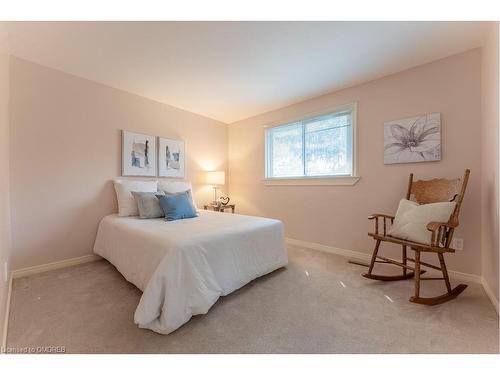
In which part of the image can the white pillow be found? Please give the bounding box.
[388,199,456,245]
[158,180,197,209]
[114,179,158,217]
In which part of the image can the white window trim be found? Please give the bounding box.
[262,175,360,186]
[263,102,360,186]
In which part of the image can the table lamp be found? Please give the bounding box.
[206,171,225,205]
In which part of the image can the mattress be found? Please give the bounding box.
[93,210,288,334]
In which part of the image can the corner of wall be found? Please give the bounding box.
[0,21,12,349]
[480,21,500,313]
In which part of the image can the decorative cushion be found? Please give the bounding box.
[131,191,165,219]
[113,179,158,217]
[157,191,198,221]
[388,199,456,245]
[158,180,197,209]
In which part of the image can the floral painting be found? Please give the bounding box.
[158,137,185,178]
[384,113,441,164]
[122,130,157,176]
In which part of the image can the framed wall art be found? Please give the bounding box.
[158,137,185,178]
[384,112,441,165]
[122,130,157,176]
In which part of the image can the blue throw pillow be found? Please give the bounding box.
[157,191,198,221]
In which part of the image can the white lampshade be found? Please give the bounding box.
[206,171,225,185]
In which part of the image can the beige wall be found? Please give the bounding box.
[5,43,496,282]
[481,23,499,305]
[229,49,483,275]
[0,25,11,343]
[9,57,228,269]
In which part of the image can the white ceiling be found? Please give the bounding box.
[6,21,488,123]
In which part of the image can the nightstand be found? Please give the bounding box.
[203,204,235,213]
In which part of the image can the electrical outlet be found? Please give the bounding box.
[452,238,464,251]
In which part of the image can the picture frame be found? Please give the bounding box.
[158,137,185,178]
[121,130,157,176]
[384,112,441,165]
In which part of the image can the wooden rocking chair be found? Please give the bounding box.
[362,169,470,305]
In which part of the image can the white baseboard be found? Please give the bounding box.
[285,237,500,312]
[2,275,12,351]
[481,277,499,315]
[12,254,101,279]
[286,237,371,262]
[1,254,102,350]
[285,237,482,285]
[447,269,482,285]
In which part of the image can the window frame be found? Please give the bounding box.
[263,103,359,186]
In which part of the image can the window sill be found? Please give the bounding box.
[262,176,361,186]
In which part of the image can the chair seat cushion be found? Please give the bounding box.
[388,199,456,245]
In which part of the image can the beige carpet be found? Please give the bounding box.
[6,246,499,353]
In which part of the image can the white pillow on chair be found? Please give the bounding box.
[388,199,456,245]
[114,179,158,217]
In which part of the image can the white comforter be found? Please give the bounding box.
[93,210,288,334]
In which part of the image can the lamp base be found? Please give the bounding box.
[212,186,218,206]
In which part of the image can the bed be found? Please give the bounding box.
[93,210,288,334]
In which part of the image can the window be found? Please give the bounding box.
[265,105,356,181]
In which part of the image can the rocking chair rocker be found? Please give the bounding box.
[362,169,470,305]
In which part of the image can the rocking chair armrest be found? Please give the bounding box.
[368,214,395,236]
[426,221,458,231]
[426,221,458,247]
[368,213,395,220]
